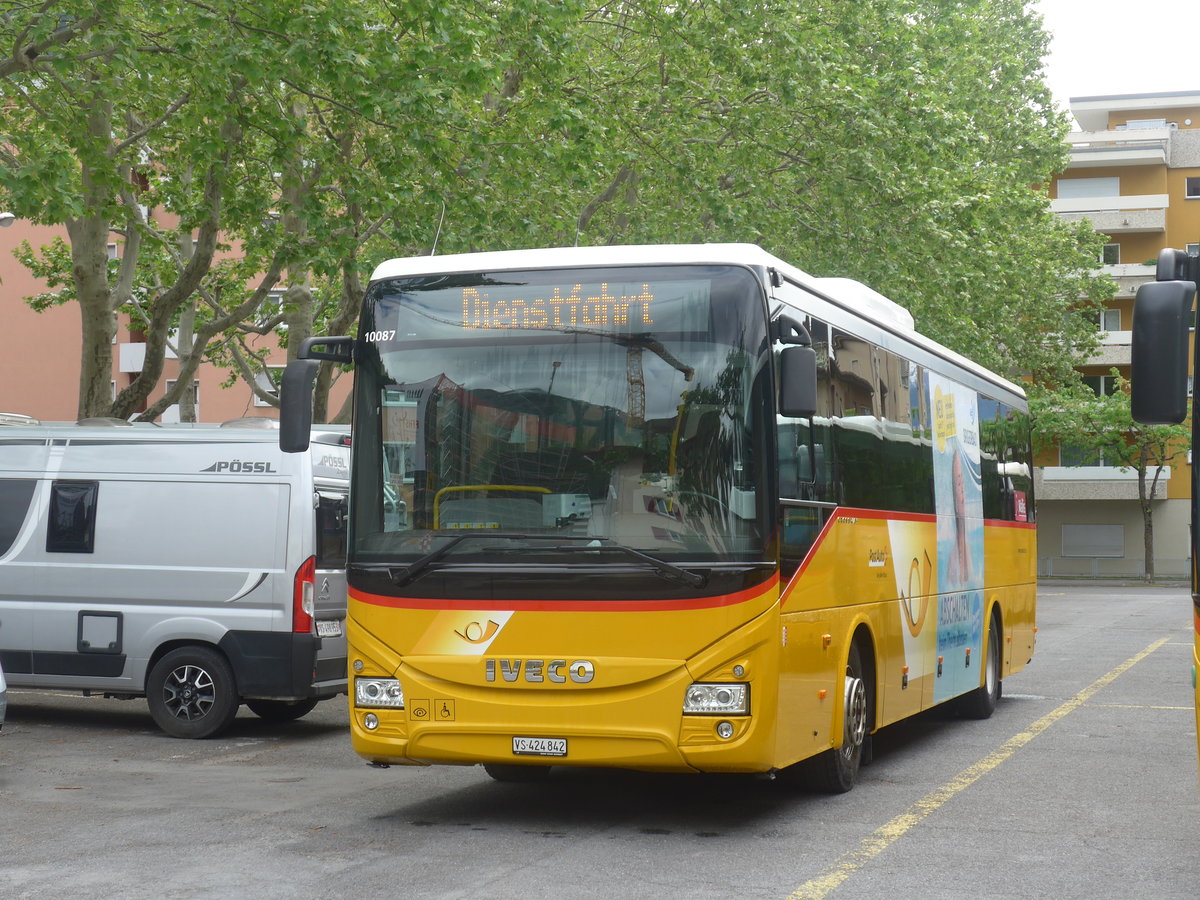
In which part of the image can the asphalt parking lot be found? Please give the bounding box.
[1,580,1198,899]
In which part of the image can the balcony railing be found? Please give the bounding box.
[1050,195,1169,234]
[1066,127,1171,168]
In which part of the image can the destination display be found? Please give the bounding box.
[370,271,719,340]
[461,282,657,331]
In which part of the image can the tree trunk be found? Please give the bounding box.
[65,210,116,420]
[1137,446,1159,584]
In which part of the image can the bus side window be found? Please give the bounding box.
[778,315,833,577]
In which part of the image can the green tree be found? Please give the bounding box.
[1,0,586,420]
[4,0,1112,421]
[1033,378,1191,583]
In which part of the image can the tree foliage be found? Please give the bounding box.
[2,0,1111,420]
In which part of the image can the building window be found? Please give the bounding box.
[253,367,284,407]
[1101,243,1120,265]
[1187,243,1200,257]
[1059,443,1106,467]
[1082,374,1119,396]
[1061,523,1123,558]
[1057,176,1119,199]
[1187,176,1200,199]
[1097,309,1121,332]
[161,380,200,423]
[1117,118,1168,130]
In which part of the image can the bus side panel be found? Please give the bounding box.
[776,511,1036,765]
[982,521,1038,677]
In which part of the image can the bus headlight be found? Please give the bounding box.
[355,677,405,709]
[683,683,749,715]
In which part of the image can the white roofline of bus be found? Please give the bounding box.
[368,243,1026,403]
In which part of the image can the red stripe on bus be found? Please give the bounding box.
[350,576,780,613]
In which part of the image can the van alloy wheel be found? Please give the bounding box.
[146,646,239,739]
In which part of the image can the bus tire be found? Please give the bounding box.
[146,646,240,739]
[246,697,319,722]
[483,764,552,783]
[956,611,1002,720]
[811,641,871,794]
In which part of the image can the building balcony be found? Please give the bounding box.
[1036,464,1170,502]
[1103,263,1156,299]
[1065,128,1171,168]
[1050,195,1168,234]
[1082,329,1132,367]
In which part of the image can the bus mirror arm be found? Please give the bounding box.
[298,336,355,364]
[779,345,818,419]
[279,359,320,453]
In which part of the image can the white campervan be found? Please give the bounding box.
[0,420,349,738]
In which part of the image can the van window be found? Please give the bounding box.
[47,480,99,553]
[316,493,348,569]
[0,478,37,556]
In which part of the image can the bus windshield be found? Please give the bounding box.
[350,264,772,595]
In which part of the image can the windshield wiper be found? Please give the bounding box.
[386,533,707,589]
[559,540,708,588]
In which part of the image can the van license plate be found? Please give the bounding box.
[512,737,567,757]
[316,620,342,638]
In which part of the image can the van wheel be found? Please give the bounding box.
[246,698,319,722]
[147,646,240,739]
[810,641,870,794]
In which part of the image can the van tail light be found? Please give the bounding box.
[293,555,316,634]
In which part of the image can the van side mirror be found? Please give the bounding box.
[1130,280,1195,425]
[779,345,817,419]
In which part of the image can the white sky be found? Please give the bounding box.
[1035,0,1199,126]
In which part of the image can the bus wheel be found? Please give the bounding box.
[956,612,1002,720]
[246,697,319,722]
[483,764,552,783]
[812,641,870,794]
[146,646,240,739]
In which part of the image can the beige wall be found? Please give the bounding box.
[1036,498,1191,578]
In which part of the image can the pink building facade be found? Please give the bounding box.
[0,216,350,424]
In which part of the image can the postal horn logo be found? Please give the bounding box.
[455,619,501,644]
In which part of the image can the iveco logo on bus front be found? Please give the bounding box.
[200,460,278,474]
[484,658,595,684]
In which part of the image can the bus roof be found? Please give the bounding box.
[369,243,1024,403]
[371,244,916,332]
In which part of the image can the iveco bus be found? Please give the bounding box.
[280,244,1035,791]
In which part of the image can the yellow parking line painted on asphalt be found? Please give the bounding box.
[1090,703,1192,711]
[786,635,1172,900]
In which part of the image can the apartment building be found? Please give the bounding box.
[1041,90,1200,578]
[0,217,349,425]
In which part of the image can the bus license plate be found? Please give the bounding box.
[316,620,343,638]
[512,736,567,757]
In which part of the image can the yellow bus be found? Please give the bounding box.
[280,244,1036,792]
